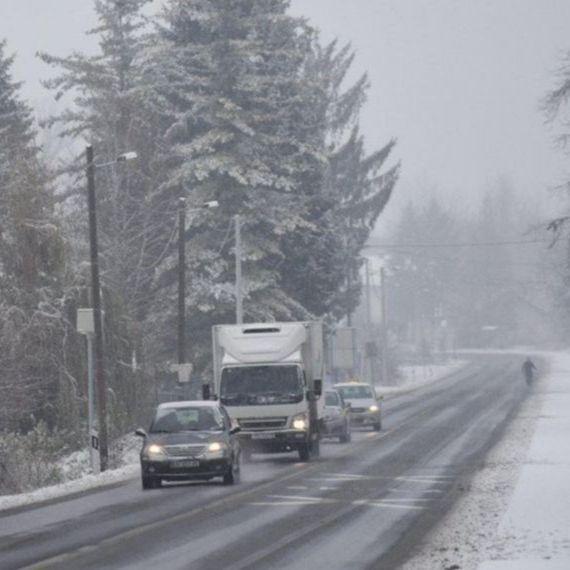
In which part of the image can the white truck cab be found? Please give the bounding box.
[212,322,324,461]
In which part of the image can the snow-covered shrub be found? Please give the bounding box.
[0,422,67,495]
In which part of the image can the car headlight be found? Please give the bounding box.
[204,441,227,458]
[144,444,166,460]
[369,404,379,412]
[292,413,308,430]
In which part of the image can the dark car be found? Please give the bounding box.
[321,389,351,443]
[135,401,241,490]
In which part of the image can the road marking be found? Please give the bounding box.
[388,488,444,495]
[379,497,433,503]
[269,495,333,503]
[286,486,308,490]
[394,476,449,484]
[330,472,369,479]
[360,501,424,510]
[251,501,326,507]
[400,474,453,480]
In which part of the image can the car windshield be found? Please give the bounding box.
[220,365,304,406]
[149,406,224,433]
[336,385,374,400]
[325,392,340,406]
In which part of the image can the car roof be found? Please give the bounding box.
[158,400,220,409]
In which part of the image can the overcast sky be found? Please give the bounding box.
[2,0,570,231]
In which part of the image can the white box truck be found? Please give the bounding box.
[211,322,324,461]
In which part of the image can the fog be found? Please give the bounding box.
[2,0,569,228]
[2,4,570,566]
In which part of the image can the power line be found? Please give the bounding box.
[364,238,549,250]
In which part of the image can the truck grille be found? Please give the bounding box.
[350,407,368,413]
[238,417,288,430]
[164,444,206,457]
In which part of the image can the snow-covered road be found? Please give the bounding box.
[402,351,570,570]
[0,355,527,569]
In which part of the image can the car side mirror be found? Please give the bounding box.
[345,402,352,409]
[229,426,241,435]
[135,428,147,438]
[313,379,323,398]
[202,384,211,401]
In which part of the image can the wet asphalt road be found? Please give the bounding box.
[0,354,527,570]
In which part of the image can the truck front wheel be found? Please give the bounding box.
[298,443,310,461]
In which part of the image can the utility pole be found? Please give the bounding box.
[178,197,187,365]
[235,214,243,324]
[365,258,377,384]
[86,145,108,472]
[380,267,389,385]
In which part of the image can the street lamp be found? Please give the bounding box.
[177,198,219,367]
[85,145,137,473]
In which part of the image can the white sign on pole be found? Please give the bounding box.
[332,327,357,370]
[169,363,194,384]
[77,308,95,335]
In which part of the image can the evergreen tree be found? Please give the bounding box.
[39,1,158,431]
[298,41,398,321]
[142,0,328,365]
[388,198,461,348]
[0,40,69,431]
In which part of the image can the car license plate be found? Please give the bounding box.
[251,433,274,440]
[173,460,199,468]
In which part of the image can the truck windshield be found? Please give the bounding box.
[220,365,304,406]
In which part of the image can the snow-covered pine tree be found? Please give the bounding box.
[0,40,69,431]
[281,40,399,321]
[143,0,326,366]
[387,199,462,349]
[39,0,159,432]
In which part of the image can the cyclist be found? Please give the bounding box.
[522,357,537,386]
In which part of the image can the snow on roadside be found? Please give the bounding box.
[400,350,570,570]
[377,360,468,398]
[0,434,141,513]
[0,463,139,513]
[400,377,540,570]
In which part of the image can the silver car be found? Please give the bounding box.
[321,389,351,443]
[333,382,382,431]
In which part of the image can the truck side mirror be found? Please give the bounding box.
[202,384,211,401]
[313,379,323,398]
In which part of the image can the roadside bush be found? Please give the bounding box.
[0,421,68,495]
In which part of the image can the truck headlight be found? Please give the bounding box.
[144,444,166,460]
[369,404,379,413]
[292,413,308,430]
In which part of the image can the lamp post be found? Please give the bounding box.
[85,145,137,472]
[235,214,243,324]
[177,199,219,367]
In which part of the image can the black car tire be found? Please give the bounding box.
[223,456,240,485]
[142,475,161,490]
[373,420,382,431]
